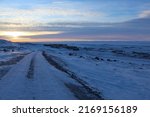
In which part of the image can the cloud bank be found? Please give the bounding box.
[0,0,150,42]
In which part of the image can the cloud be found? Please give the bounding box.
[0,6,150,42]
[15,17,150,42]
[0,7,104,24]
[1,16,150,41]
[139,10,150,18]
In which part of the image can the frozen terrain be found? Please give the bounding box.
[0,40,150,100]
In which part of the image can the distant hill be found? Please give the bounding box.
[0,39,18,47]
[0,39,10,44]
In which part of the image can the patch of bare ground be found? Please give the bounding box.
[0,53,28,66]
[44,44,80,51]
[112,49,150,60]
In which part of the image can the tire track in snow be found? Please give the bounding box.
[32,52,77,99]
[0,53,35,99]
[27,55,35,79]
[0,51,77,99]
[25,53,37,100]
[42,51,104,100]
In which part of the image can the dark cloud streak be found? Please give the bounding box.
[17,17,150,41]
[0,17,150,41]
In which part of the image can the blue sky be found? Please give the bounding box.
[0,0,150,42]
[1,0,150,23]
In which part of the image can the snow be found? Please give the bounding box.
[0,52,76,99]
[44,42,150,100]
[0,40,150,100]
[0,53,34,99]
[33,52,76,99]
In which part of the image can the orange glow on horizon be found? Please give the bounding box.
[0,31,63,42]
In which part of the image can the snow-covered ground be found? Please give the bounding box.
[44,41,150,100]
[0,40,150,100]
[0,40,28,79]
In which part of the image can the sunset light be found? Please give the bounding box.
[0,0,150,103]
[0,31,63,42]
[0,0,149,42]
[2,32,26,38]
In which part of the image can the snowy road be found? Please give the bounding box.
[0,52,77,100]
[1,42,149,100]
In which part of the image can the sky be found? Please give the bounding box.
[0,0,150,42]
